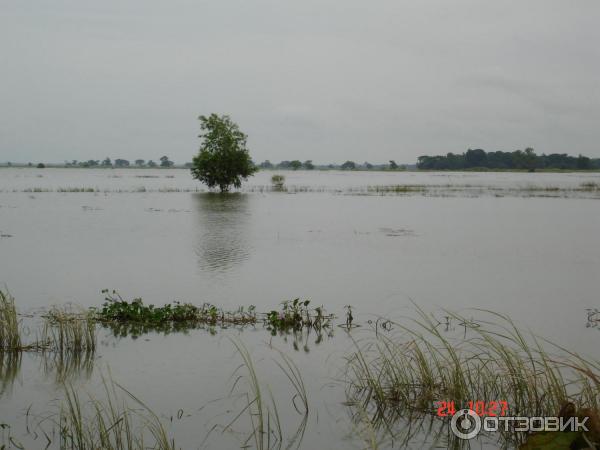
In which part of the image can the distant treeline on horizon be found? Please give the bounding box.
[256,159,409,171]
[417,148,600,171]
[2,148,599,171]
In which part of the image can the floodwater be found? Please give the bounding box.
[1,168,599,449]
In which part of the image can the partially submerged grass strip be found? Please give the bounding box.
[0,290,21,351]
[345,307,600,447]
[5,181,600,198]
[43,306,97,354]
[0,288,97,357]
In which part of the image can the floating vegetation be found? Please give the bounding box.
[265,298,333,334]
[580,182,600,191]
[97,290,257,329]
[3,182,600,198]
[379,227,415,237]
[365,184,427,194]
[587,309,600,329]
[3,186,204,194]
[344,307,600,448]
[97,290,201,323]
[96,291,334,339]
[56,187,97,193]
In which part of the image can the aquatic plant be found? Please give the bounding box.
[0,290,21,351]
[270,174,285,191]
[96,290,258,330]
[43,306,97,354]
[208,339,308,450]
[344,307,600,448]
[55,377,176,450]
[265,299,333,334]
[98,290,199,323]
[0,289,98,357]
[580,182,600,190]
[96,291,334,339]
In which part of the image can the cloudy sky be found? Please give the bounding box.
[1,0,599,164]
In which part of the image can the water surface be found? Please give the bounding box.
[1,168,599,449]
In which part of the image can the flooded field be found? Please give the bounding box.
[1,168,600,449]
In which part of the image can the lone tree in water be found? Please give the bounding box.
[191,114,257,192]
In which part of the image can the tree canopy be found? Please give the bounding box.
[191,114,257,192]
[160,156,173,167]
[417,148,599,171]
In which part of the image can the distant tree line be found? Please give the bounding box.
[257,160,408,171]
[64,156,175,168]
[417,148,600,171]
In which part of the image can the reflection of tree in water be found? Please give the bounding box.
[193,193,251,273]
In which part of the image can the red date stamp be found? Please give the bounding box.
[435,400,509,417]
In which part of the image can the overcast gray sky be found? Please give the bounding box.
[1,0,599,164]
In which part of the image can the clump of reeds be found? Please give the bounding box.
[54,376,176,450]
[579,182,600,191]
[345,307,600,446]
[0,290,21,351]
[271,174,286,191]
[43,306,97,354]
[366,184,427,194]
[56,187,97,193]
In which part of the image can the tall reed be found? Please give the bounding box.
[0,290,21,351]
[58,376,175,450]
[345,307,600,446]
[217,339,309,450]
[43,306,97,354]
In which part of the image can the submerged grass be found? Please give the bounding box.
[43,306,97,354]
[0,289,97,357]
[345,307,600,447]
[208,339,309,450]
[0,290,21,351]
[17,375,177,450]
[4,182,600,199]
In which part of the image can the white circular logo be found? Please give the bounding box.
[450,409,481,440]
